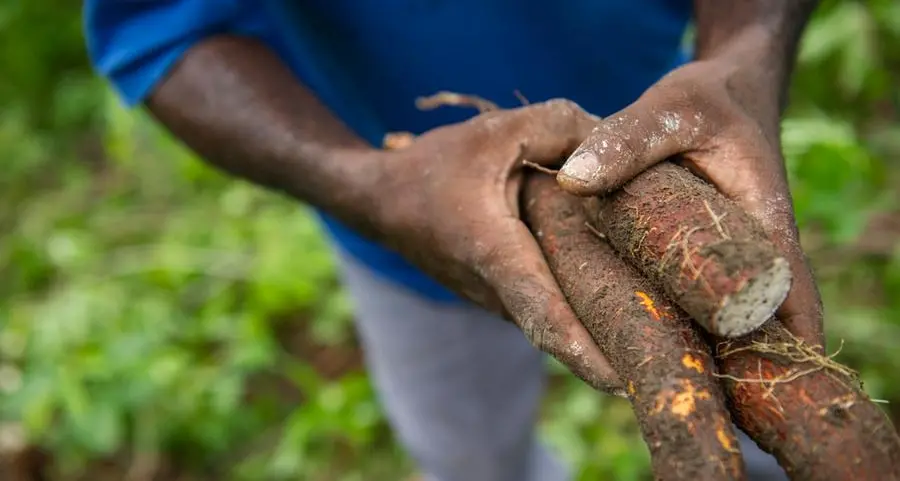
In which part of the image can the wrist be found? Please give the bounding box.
[692,1,819,116]
[696,26,772,64]
[692,31,786,136]
[311,145,401,237]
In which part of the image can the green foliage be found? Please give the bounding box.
[1,1,898,480]
[2,96,374,478]
[785,0,900,245]
[782,0,900,407]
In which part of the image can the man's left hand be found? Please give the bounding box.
[556,58,824,347]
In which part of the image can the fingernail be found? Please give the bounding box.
[560,149,599,183]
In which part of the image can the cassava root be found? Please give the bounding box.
[393,90,792,339]
[525,175,746,481]
[524,175,900,480]
[384,92,900,479]
[583,162,793,338]
[713,320,900,480]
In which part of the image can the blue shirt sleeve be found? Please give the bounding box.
[83,0,245,106]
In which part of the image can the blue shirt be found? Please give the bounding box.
[83,0,693,302]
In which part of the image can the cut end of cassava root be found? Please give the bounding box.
[592,162,793,339]
[403,91,790,339]
[398,92,899,478]
[526,175,900,479]
[713,257,793,337]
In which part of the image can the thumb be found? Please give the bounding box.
[481,217,624,396]
[557,98,707,196]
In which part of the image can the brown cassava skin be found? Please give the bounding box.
[714,321,900,481]
[524,175,746,481]
[587,162,790,338]
[524,174,900,480]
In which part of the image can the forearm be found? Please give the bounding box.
[693,0,819,115]
[145,35,387,235]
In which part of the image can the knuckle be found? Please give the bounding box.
[522,321,547,350]
[521,98,587,124]
[506,99,596,143]
[467,243,501,281]
[675,81,707,107]
[543,97,582,113]
[503,279,549,324]
[523,319,558,354]
[469,229,529,280]
[516,302,564,354]
[545,98,592,129]
[466,224,504,259]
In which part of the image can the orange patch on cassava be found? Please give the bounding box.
[627,380,636,397]
[635,291,662,320]
[716,419,738,453]
[650,380,712,419]
[681,353,705,373]
[671,380,712,419]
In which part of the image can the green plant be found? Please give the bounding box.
[1,1,898,480]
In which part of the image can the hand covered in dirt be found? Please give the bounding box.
[373,99,624,395]
[556,59,824,347]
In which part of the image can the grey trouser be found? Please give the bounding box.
[335,249,789,481]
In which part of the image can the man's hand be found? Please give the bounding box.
[142,37,621,394]
[370,100,624,395]
[557,48,823,347]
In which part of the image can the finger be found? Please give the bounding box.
[734,181,825,347]
[475,216,625,396]
[557,91,710,196]
[489,99,601,167]
[689,136,825,347]
[777,233,825,349]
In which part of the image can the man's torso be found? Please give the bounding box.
[88,0,694,301]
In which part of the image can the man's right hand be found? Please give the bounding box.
[354,100,623,395]
[143,36,621,394]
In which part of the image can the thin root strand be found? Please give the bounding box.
[415,91,499,113]
[584,221,607,240]
[513,89,530,106]
[715,327,862,390]
[703,200,731,240]
[522,160,559,175]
